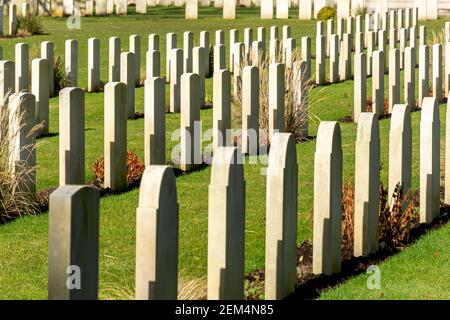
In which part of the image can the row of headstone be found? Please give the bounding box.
[0,4,18,36]
[353,40,445,123]
[314,96,441,274]
[48,130,298,300]
[46,95,445,299]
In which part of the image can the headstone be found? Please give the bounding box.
[0,5,3,36]
[130,35,141,86]
[420,97,440,223]
[88,38,100,92]
[419,26,427,47]
[136,0,147,13]
[252,41,264,66]
[193,47,206,106]
[337,18,344,42]
[146,50,160,79]
[270,26,279,40]
[86,0,93,15]
[9,4,17,36]
[15,43,29,92]
[233,42,244,96]
[409,27,417,52]
[269,63,285,140]
[48,185,99,300]
[276,0,288,19]
[354,53,366,123]
[355,32,364,54]
[355,15,362,34]
[207,147,245,300]
[301,36,311,80]
[316,35,325,85]
[329,35,339,83]
[372,50,385,117]
[388,104,412,199]
[339,33,352,81]
[366,31,375,76]
[229,29,239,73]
[32,58,50,136]
[265,133,297,300]
[135,166,178,300]
[399,28,407,69]
[284,38,295,69]
[120,52,136,119]
[432,44,442,101]
[445,98,450,204]
[290,61,308,140]
[180,73,202,171]
[213,69,231,153]
[261,0,273,19]
[96,0,107,15]
[269,39,279,64]
[144,77,165,165]
[41,41,55,97]
[166,33,177,83]
[244,28,253,59]
[378,30,387,71]
[337,0,350,19]
[183,31,193,73]
[0,61,15,104]
[299,0,312,19]
[109,37,121,82]
[104,82,127,191]
[170,49,183,113]
[148,34,159,52]
[389,28,397,50]
[8,92,36,194]
[223,0,235,19]
[257,27,266,53]
[365,14,372,47]
[65,39,78,87]
[313,121,342,276]
[418,45,429,108]
[354,112,379,257]
[116,0,127,15]
[326,19,334,58]
[59,87,85,185]
[404,47,416,110]
[282,25,291,40]
[347,16,354,36]
[199,31,210,77]
[186,0,198,19]
[389,48,400,113]
[445,42,450,99]
[215,30,225,45]
[242,66,259,156]
[214,44,226,72]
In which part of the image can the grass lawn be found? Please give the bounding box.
[320,222,450,300]
[0,6,449,299]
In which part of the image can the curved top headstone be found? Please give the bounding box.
[390,104,411,132]
[315,121,342,155]
[357,112,379,143]
[211,147,244,186]
[269,133,296,169]
[138,165,177,209]
[421,97,439,123]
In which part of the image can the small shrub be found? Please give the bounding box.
[339,182,419,253]
[91,151,145,189]
[317,6,337,21]
[353,4,368,17]
[17,14,45,36]
[0,94,42,223]
[53,55,67,95]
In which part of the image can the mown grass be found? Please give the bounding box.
[0,6,449,299]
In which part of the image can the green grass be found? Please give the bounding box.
[320,224,450,300]
[0,6,449,299]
